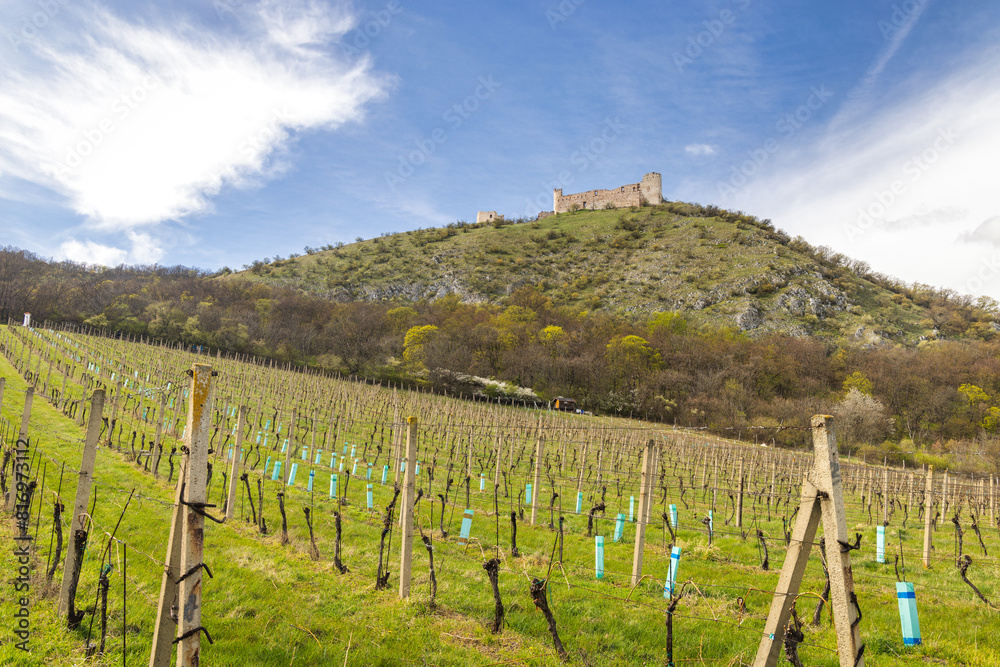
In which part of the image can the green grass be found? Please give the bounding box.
[2,328,999,666]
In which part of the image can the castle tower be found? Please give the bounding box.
[553,188,563,213]
[640,173,663,206]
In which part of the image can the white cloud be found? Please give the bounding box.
[257,0,355,55]
[959,216,1000,246]
[127,230,165,264]
[0,1,386,230]
[729,53,1000,298]
[684,143,715,156]
[57,238,128,266]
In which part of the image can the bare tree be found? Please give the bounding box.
[323,302,390,374]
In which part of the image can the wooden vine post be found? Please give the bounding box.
[150,440,187,667]
[151,391,166,477]
[753,415,864,667]
[6,386,34,511]
[399,416,418,599]
[882,465,889,525]
[631,440,657,585]
[736,456,744,529]
[226,405,246,521]
[57,389,104,619]
[922,466,934,568]
[493,433,504,491]
[530,435,544,525]
[284,408,296,484]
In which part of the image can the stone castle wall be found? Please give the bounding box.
[553,172,663,214]
[476,211,503,223]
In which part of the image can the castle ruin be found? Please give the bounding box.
[476,211,503,224]
[553,172,663,214]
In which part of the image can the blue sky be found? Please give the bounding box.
[2,0,1000,300]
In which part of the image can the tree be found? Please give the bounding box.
[324,303,391,374]
[842,371,873,396]
[606,335,662,392]
[958,383,989,408]
[539,325,566,344]
[982,407,1000,434]
[387,306,418,332]
[403,325,440,370]
[648,311,687,336]
[833,388,889,451]
[508,285,551,313]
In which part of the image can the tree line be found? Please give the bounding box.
[3,245,999,473]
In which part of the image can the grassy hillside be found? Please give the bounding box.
[233,203,953,344]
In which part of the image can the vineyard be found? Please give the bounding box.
[1,321,999,666]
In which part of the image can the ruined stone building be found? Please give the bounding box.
[476,211,503,224]
[552,173,663,214]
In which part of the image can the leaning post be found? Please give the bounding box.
[58,389,104,618]
[226,405,246,521]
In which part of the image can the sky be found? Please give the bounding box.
[1,0,999,300]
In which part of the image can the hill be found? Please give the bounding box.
[231,202,992,345]
[5,204,1000,454]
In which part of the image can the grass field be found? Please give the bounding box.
[1,325,999,666]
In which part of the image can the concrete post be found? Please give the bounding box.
[753,416,864,667]
[177,363,214,667]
